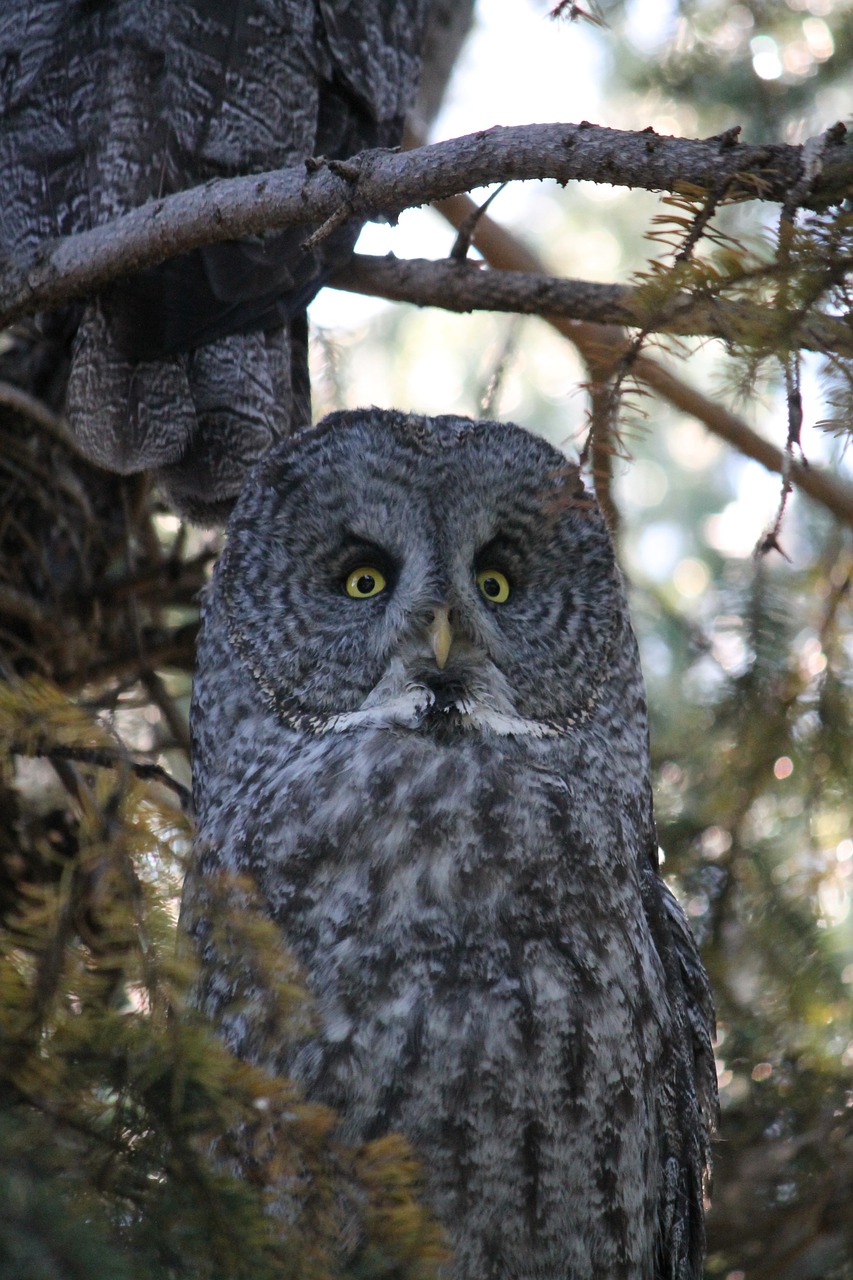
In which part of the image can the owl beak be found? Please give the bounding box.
[428,605,453,671]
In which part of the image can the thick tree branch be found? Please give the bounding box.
[2,118,850,526]
[1,121,851,329]
[330,254,853,357]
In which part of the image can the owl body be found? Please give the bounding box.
[187,410,717,1280]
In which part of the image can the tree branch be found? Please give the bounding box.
[0,381,85,454]
[9,741,192,811]
[1,120,850,329]
[423,192,853,530]
[635,359,853,529]
[330,253,853,357]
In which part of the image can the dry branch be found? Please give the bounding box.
[636,360,853,529]
[330,254,853,357]
[9,740,192,811]
[1,121,851,329]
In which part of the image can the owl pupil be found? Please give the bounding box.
[482,577,501,598]
[357,574,375,595]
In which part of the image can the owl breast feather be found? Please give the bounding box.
[208,723,673,1280]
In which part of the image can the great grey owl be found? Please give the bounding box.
[1,1,470,519]
[185,408,718,1280]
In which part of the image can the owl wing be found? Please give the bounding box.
[0,0,430,520]
[660,876,719,1142]
[640,858,719,1280]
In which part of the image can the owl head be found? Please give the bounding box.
[216,409,629,739]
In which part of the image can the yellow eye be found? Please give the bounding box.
[345,566,387,599]
[477,569,511,604]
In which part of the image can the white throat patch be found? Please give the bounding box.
[323,686,561,738]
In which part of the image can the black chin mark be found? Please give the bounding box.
[422,673,468,713]
[421,700,468,739]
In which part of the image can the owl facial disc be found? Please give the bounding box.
[220,410,618,740]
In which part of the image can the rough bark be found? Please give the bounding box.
[2,121,851,330]
[331,253,853,357]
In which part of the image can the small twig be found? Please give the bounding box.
[758,131,831,558]
[673,175,737,265]
[753,354,798,559]
[82,549,216,604]
[0,380,86,456]
[9,741,192,813]
[451,183,508,261]
[479,317,521,416]
[784,357,804,453]
[583,379,628,531]
[69,623,198,687]
[550,0,609,26]
[140,668,191,755]
[301,203,354,252]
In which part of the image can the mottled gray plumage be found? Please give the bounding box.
[185,409,718,1279]
[0,1,440,519]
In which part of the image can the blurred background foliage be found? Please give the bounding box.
[1,0,852,1277]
